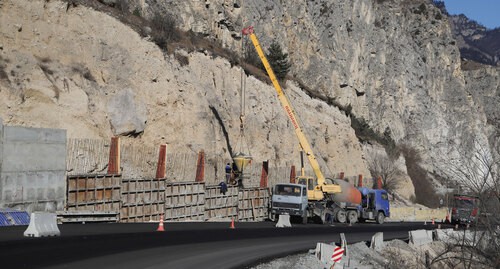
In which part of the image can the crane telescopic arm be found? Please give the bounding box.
[242,26,326,184]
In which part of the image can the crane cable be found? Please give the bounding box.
[234,34,251,156]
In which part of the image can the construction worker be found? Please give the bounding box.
[218,181,228,195]
[225,163,232,183]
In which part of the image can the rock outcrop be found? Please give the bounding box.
[0,0,498,197]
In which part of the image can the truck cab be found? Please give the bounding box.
[359,188,390,224]
[451,194,480,225]
[270,183,308,224]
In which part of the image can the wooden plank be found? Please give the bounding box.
[251,198,257,221]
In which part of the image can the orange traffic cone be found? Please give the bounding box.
[157,214,165,232]
[230,217,235,229]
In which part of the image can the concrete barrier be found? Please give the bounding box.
[370,232,384,250]
[434,228,454,241]
[24,212,60,237]
[409,229,433,246]
[276,214,291,228]
[315,242,336,266]
[390,207,447,222]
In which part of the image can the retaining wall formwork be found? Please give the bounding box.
[66,174,121,212]
[65,174,270,223]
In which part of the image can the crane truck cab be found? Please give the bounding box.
[270,183,308,224]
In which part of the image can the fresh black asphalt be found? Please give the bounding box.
[0,221,444,268]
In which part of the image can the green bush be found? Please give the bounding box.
[133,8,141,17]
[151,11,179,49]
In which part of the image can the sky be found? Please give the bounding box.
[443,0,500,29]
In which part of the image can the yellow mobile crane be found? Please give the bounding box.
[242,26,341,201]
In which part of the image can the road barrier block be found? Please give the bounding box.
[315,242,336,266]
[370,232,384,250]
[275,214,291,228]
[24,212,60,237]
[434,228,454,241]
[409,229,432,246]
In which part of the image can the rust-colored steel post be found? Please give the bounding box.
[155,144,167,179]
[107,136,120,174]
[358,174,363,187]
[377,176,383,189]
[260,160,269,188]
[195,150,205,182]
[289,165,296,183]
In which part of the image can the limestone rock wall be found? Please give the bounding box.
[0,0,498,195]
[0,0,369,183]
[140,0,498,182]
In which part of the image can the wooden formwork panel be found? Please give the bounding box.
[120,178,165,223]
[120,203,164,223]
[165,182,205,221]
[121,178,165,205]
[164,204,205,221]
[204,185,238,220]
[238,187,271,221]
[66,174,121,212]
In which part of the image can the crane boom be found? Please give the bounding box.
[242,26,326,185]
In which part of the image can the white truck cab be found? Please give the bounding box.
[271,183,308,224]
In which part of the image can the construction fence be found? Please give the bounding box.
[65,174,270,223]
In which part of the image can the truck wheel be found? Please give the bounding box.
[336,209,347,223]
[347,210,358,224]
[376,212,385,224]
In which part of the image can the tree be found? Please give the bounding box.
[439,138,500,268]
[367,152,403,193]
[265,40,291,81]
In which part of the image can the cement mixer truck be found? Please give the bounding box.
[242,26,390,224]
[270,181,390,224]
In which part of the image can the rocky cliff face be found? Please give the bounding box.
[0,0,369,184]
[0,0,498,197]
[140,0,497,183]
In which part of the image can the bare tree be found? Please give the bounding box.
[367,152,403,192]
[439,137,500,268]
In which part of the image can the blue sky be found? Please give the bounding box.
[443,0,500,29]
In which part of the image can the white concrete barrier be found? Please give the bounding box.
[276,214,292,228]
[409,229,433,246]
[315,242,336,266]
[434,228,454,241]
[24,212,60,237]
[370,232,384,250]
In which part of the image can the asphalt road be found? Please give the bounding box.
[0,221,442,269]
